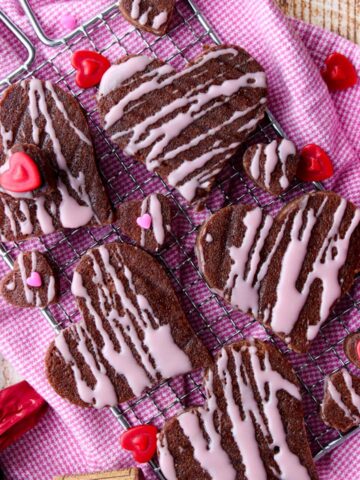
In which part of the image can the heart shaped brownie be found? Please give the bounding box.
[46,242,212,408]
[157,339,318,480]
[119,0,175,35]
[115,193,174,251]
[243,138,298,195]
[0,251,58,308]
[196,191,360,353]
[97,45,267,208]
[321,368,360,432]
[0,79,113,241]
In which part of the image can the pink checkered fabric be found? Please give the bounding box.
[0,0,360,479]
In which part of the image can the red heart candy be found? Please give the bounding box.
[71,50,111,89]
[321,52,357,90]
[120,425,157,463]
[0,152,42,193]
[297,144,334,182]
[356,341,360,362]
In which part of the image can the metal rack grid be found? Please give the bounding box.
[0,0,359,477]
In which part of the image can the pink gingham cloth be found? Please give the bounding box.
[0,0,360,479]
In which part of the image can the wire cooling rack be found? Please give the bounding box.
[1,0,360,477]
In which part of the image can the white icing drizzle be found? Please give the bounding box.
[130,0,141,18]
[99,48,266,202]
[127,0,168,31]
[139,196,148,248]
[205,233,212,243]
[139,194,166,248]
[158,342,311,480]
[263,140,279,189]
[35,197,55,234]
[46,274,56,304]
[17,252,35,306]
[18,201,33,236]
[217,349,266,479]
[152,11,168,29]
[158,434,178,480]
[3,200,17,237]
[98,57,154,97]
[203,193,359,349]
[166,99,266,202]
[249,138,296,191]
[225,207,274,316]
[177,370,236,480]
[45,82,91,146]
[0,123,13,154]
[55,244,192,408]
[148,194,165,246]
[343,369,360,413]
[326,369,360,423]
[6,281,15,291]
[55,325,118,407]
[278,139,296,189]
[327,378,353,420]
[139,7,151,25]
[269,197,360,340]
[249,144,262,180]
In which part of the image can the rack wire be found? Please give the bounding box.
[0,0,360,477]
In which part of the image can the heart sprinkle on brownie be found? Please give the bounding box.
[46,242,212,408]
[0,251,58,308]
[321,368,360,432]
[157,339,318,480]
[97,45,267,208]
[196,191,360,352]
[115,193,174,252]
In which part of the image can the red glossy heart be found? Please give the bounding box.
[356,341,360,363]
[120,425,157,463]
[0,152,42,193]
[297,144,334,182]
[71,50,111,89]
[321,52,357,90]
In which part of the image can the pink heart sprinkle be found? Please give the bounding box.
[136,213,152,230]
[60,13,77,31]
[26,272,42,288]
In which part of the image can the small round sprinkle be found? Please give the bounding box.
[60,13,77,31]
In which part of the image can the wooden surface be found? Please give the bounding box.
[277,0,360,44]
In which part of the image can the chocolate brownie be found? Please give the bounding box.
[0,79,113,241]
[97,45,267,209]
[157,339,318,480]
[119,0,175,36]
[243,138,298,195]
[344,332,360,368]
[321,368,360,432]
[196,191,360,353]
[0,251,58,308]
[115,193,174,252]
[46,242,212,408]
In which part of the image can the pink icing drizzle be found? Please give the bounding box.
[158,341,311,480]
